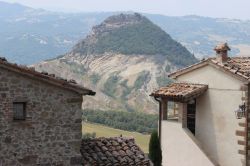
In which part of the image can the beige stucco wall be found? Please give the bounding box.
[175,64,245,166]
[161,121,214,166]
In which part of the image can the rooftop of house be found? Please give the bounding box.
[169,57,250,81]
[211,57,250,78]
[152,43,250,101]
[150,82,208,102]
[81,137,152,166]
[169,43,250,81]
[0,57,95,96]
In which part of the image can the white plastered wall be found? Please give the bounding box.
[176,64,245,166]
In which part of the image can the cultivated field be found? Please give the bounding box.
[83,123,150,153]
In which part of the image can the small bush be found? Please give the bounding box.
[134,71,149,90]
[90,73,101,85]
[103,75,121,97]
[149,130,162,166]
[82,132,96,139]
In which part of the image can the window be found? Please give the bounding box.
[167,102,179,120]
[13,102,26,120]
[187,100,196,135]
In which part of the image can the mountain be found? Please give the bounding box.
[0,1,250,64]
[34,13,197,113]
[0,1,30,17]
[0,1,114,64]
[146,14,250,58]
[72,13,196,66]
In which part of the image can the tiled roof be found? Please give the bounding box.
[81,137,152,166]
[169,57,250,81]
[0,57,95,95]
[150,82,208,102]
[211,57,250,80]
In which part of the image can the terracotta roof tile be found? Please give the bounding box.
[81,137,152,166]
[210,57,250,80]
[150,82,208,102]
[0,57,95,95]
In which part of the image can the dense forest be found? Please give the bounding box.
[82,109,158,134]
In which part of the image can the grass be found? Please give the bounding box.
[83,122,150,153]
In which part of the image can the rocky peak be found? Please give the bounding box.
[103,13,144,26]
[72,13,149,55]
[90,13,146,36]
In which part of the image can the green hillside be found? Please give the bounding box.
[83,109,158,133]
[73,13,197,67]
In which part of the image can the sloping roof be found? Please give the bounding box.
[169,57,250,82]
[0,57,95,96]
[81,137,152,166]
[150,82,208,102]
[211,57,250,80]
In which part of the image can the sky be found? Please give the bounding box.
[1,0,250,20]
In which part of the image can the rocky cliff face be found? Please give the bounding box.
[34,13,197,113]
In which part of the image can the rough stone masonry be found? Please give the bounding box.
[0,58,95,166]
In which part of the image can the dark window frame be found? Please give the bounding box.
[13,102,26,120]
[166,101,179,121]
[187,99,196,135]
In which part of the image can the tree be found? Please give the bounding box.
[149,130,162,166]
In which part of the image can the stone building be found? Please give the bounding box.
[151,43,250,166]
[0,57,95,165]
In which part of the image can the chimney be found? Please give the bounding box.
[214,43,231,63]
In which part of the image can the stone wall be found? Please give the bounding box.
[0,67,83,165]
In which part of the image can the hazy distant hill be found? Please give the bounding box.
[147,14,250,58]
[0,1,30,17]
[0,1,114,64]
[0,1,250,64]
[34,13,197,113]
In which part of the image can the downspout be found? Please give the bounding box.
[154,97,162,145]
[246,84,249,166]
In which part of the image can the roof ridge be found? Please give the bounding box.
[169,56,250,82]
[230,56,250,59]
[0,57,95,95]
[83,136,135,142]
[174,82,208,85]
[169,58,210,78]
